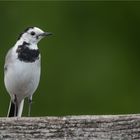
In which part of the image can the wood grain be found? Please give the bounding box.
[0,115,140,139]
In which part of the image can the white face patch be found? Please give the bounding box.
[18,27,45,44]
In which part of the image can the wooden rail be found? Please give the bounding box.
[0,115,140,139]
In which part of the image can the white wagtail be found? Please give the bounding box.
[4,27,52,117]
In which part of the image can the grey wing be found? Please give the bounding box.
[4,48,13,72]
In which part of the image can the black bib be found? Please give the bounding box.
[16,41,40,63]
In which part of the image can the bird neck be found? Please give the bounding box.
[15,39,38,50]
[14,39,40,63]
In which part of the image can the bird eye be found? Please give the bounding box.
[30,31,35,36]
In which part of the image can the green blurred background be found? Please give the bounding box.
[0,1,140,116]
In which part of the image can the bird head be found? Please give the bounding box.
[18,27,52,44]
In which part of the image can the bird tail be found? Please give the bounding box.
[7,99,24,117]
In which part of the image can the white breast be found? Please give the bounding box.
[4,49,41,102]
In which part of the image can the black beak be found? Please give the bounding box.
[40,32,53,37]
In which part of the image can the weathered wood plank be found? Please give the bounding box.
[0,115,140,139]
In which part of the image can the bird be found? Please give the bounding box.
[4,27,52,117]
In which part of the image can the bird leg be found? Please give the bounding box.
[28,97,32,117]
[14,94,18,117]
